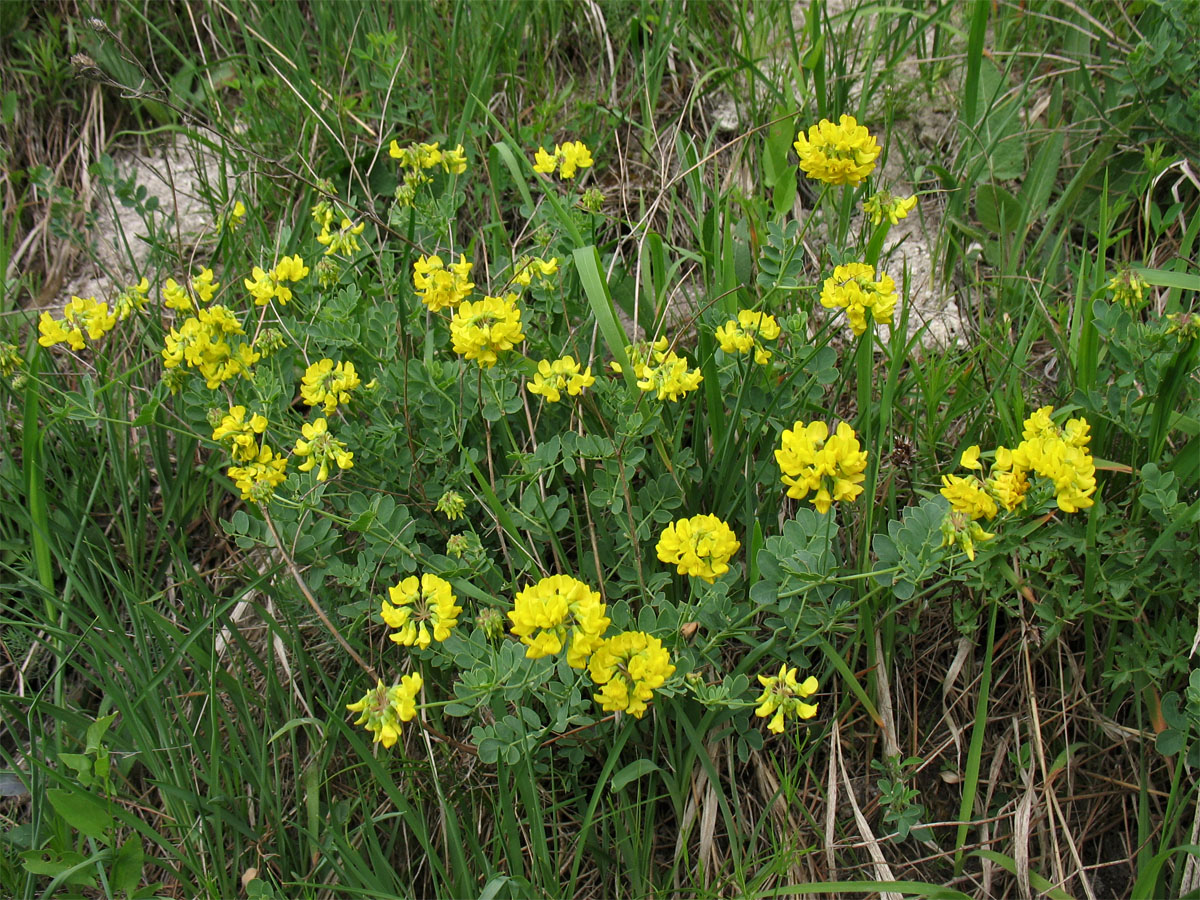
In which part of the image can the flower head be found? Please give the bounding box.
[509,574,610,668]
[413,254,474,312]
[527,355,595,402]
[715,310,781,364]
[226,444,288,503]
[636,349,703,401]
[793,115,880,186]
[775,420,868,514]
[381,574,462,650]
[112,277,150,321]
[1108,266,1149,308]
[346,674,423,749]
[301,358,361,414]
[588,631,675,718]
[532,141,594,179]
[293,417,354,481]
[37,296,117,351]
[316,218,366,257]
[820,262,897,335]
[450,294,525,367]
[863,191,917,226]
[245,256,309,306]
[939,510,995,562]
[656,515,740,583]
[436,490,467,520]
[212,405,268,462]
[754,665,819,733]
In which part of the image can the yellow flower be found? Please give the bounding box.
[1012,406,1097,513]
[656,514,740,583]
[163,278,193,312]
[244,256,309,306]
[588,631,675,718]
[636,349,703,401]
[212,405,268,462]
[940,474,998,520]
[219,200,246,233]
[959,445,983,470]
[939,510,995,562]
[754,665,819,733]
[226,444,288,503]
[820,262,897,335]
[1108,266,1149,308]
[532,141,594,179]
[714,310,781,364]
[301,358,361,414]
[508,574,610,668]
[112,277,150,321]
[413,254,474,312]
[450,294,525,367]
[293,417,354,481]
[527,355,595,402]
[381,574,462,650]
[512,256,559,287]
[775,420,868,514]
[793,115,880,186]
[862,191,917,226]
[37,296,117,351]
[0,342,21,377]
[316,217,367,257]
[192,268,220,304]
[347,674,423,749]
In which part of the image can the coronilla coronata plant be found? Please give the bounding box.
[754,665,819,733]
[527,355,595,402]
[532,140,593,179]
[715,310,781,364]
[413,254,474,312]
[346,674,423,749]
[450,294,525,367]
[293,417,354,482]
[301,358,361,414]
[381,574,462,650]
[656,515,741,582]
[775,420,868,514]
[819,262,897,335]
[588,631,675,718]
[793,115,880,186]
[508,575,610,668]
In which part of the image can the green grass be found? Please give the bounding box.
[2,1,1199,898]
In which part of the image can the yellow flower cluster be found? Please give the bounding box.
[819,262,897,336]
[316,218,366,257]
[939,510,995,562]
[715,310,781,365]
[656,514,741,583]
[436,490,467,520]
[863,191,917,226]
[381,573,462,650]
[450,294,525,368]
[532,141,593,179]
[793,115,880,186]
[226,444,288,503]
[512,256,559,287]
[111,278,151,321]
[775,420,869,514]
[0,342,21,377]
[940,407,1097,521]
[162,306,260,389]
[293,417,354,482]
[527,355,595,402]
[390,139,467,205]
[164,269,219,312]
[588,631,675,718]
[301,358,361,414]
[244,255,310,306]
[754,665,819,733]
[212,405,267,462]
[218,200,246,235]
[413,254,474,312]
[508,574,610,668]
[37,296,117,351]
[1109,267,1149,308]
[346,674,423,749]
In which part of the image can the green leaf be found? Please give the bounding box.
[975,182,1022,235]
[111,836,144,894]
[20,848,97,887]
[610,758,661,792]
[86,713,118,754]
[47,787,112,839]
